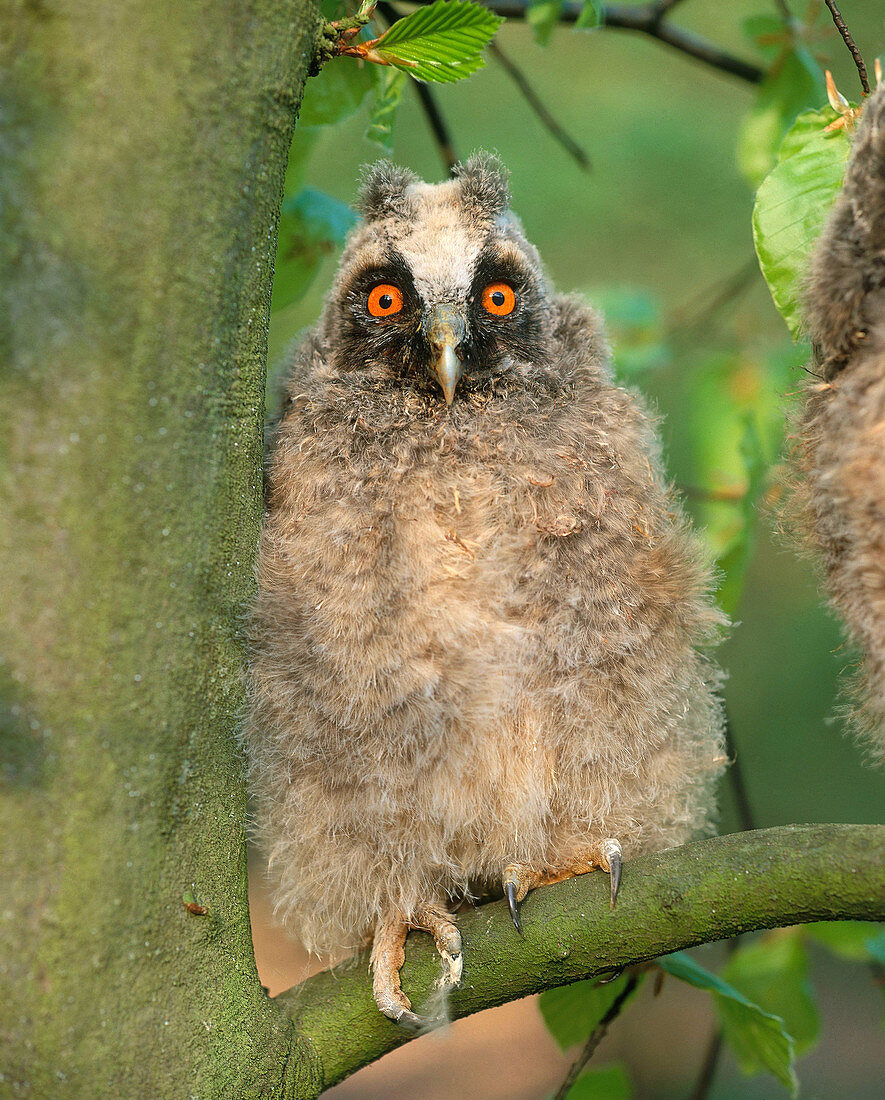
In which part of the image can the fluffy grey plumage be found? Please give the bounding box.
[794,84,885,760]
[246,154,726,1024]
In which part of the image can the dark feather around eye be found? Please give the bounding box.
[469,253,538,312]
[342,254,418,317]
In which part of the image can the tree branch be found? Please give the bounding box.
[376,1,459,173]
[276,824,885,1093]
[823,0,870,96]
[553,972,640,1099]
[489,41,591,169]
[407,0,764,84]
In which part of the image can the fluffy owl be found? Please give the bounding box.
[794,82,885,761]
[247,155,726,1028]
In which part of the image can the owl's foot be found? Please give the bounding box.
[503,838,623,935]
[371,904,462,1030]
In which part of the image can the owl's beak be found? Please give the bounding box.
[425,304,466,405]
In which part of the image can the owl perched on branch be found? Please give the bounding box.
[247,155,726,1028]
[796,83,885,762]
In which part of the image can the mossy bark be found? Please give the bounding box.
[0,1,321,1095]
[283,824,885,1089]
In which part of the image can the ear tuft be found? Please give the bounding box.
[454,152,511,217]
[357,161,419,221]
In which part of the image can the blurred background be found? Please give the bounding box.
[251,2,885,1095]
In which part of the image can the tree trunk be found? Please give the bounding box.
[0,2,320,1094]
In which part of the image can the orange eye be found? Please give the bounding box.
[482,282,517,316]
[367,284,404,318]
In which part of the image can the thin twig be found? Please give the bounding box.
[552,974,640,1100]
[668,256,760,342]
[680,483,746,503]
[824,0,871,95]
[683,712,757,1100]
[688,1028,724,1100]
[772,0,792,20]
[375,2,458,172]
[412,82,459,174]
[409,0,764,84]
[654,0,689,17]
[488,41,590,170]
[725,711,756,835]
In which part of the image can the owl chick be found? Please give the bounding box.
[247,155,726,1028]
[795,82,885,761]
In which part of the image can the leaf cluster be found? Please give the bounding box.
[539,923,884,1097]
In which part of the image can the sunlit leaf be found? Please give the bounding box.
[659,952,797,1095]
[299,57,377,128]
[272,189,357,312]
[283,130,320,199]
[366,68,408,153]
[742,14,788,62]
[715,414,767,617]
[805,921,885,960]
[723,932,820,1055]
[370,0,503,84]
[753,107,852,339]
[738,46,824,187]
[866,929,885,964]
[527,0,563,46]
[574,0,602,31]
[585,286,671,379]
[565,1062,632,1099]
[539,974,643,1051]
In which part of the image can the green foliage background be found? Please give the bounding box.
[268,2,884,1095]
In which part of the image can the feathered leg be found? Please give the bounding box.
[371,903,462,1030]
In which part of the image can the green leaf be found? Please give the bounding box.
[805,921,885,961]
[742,14,788,62]
[659,952,797,1095]
[715,413,767,616]
[366,68,407,153]
[584,286,671,379]
[299,56,377,128]
[866,929,885,965]
[753,107,852,340]
[283,131,320,199]
[738,46,824,187]
[527,0,563,46]
[371,0,504,84]
[272,189,357,312]
[723,932,819,1056]
[566,1063,632,1099]
[574,0,602,31]
[539,974,643,1051]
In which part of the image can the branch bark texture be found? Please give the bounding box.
[281,824,885,1092]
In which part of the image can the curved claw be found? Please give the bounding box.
[504,880,524,937]
[598,966,624,985]
[392,1007,440,1033]
[602,838,622,909]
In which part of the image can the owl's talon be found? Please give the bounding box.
[504,880,524,936]
[371,905,461,1027]
[601,838,622,908]
[393,1007,437,1032]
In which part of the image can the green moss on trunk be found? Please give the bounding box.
[0,2,321,1095]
